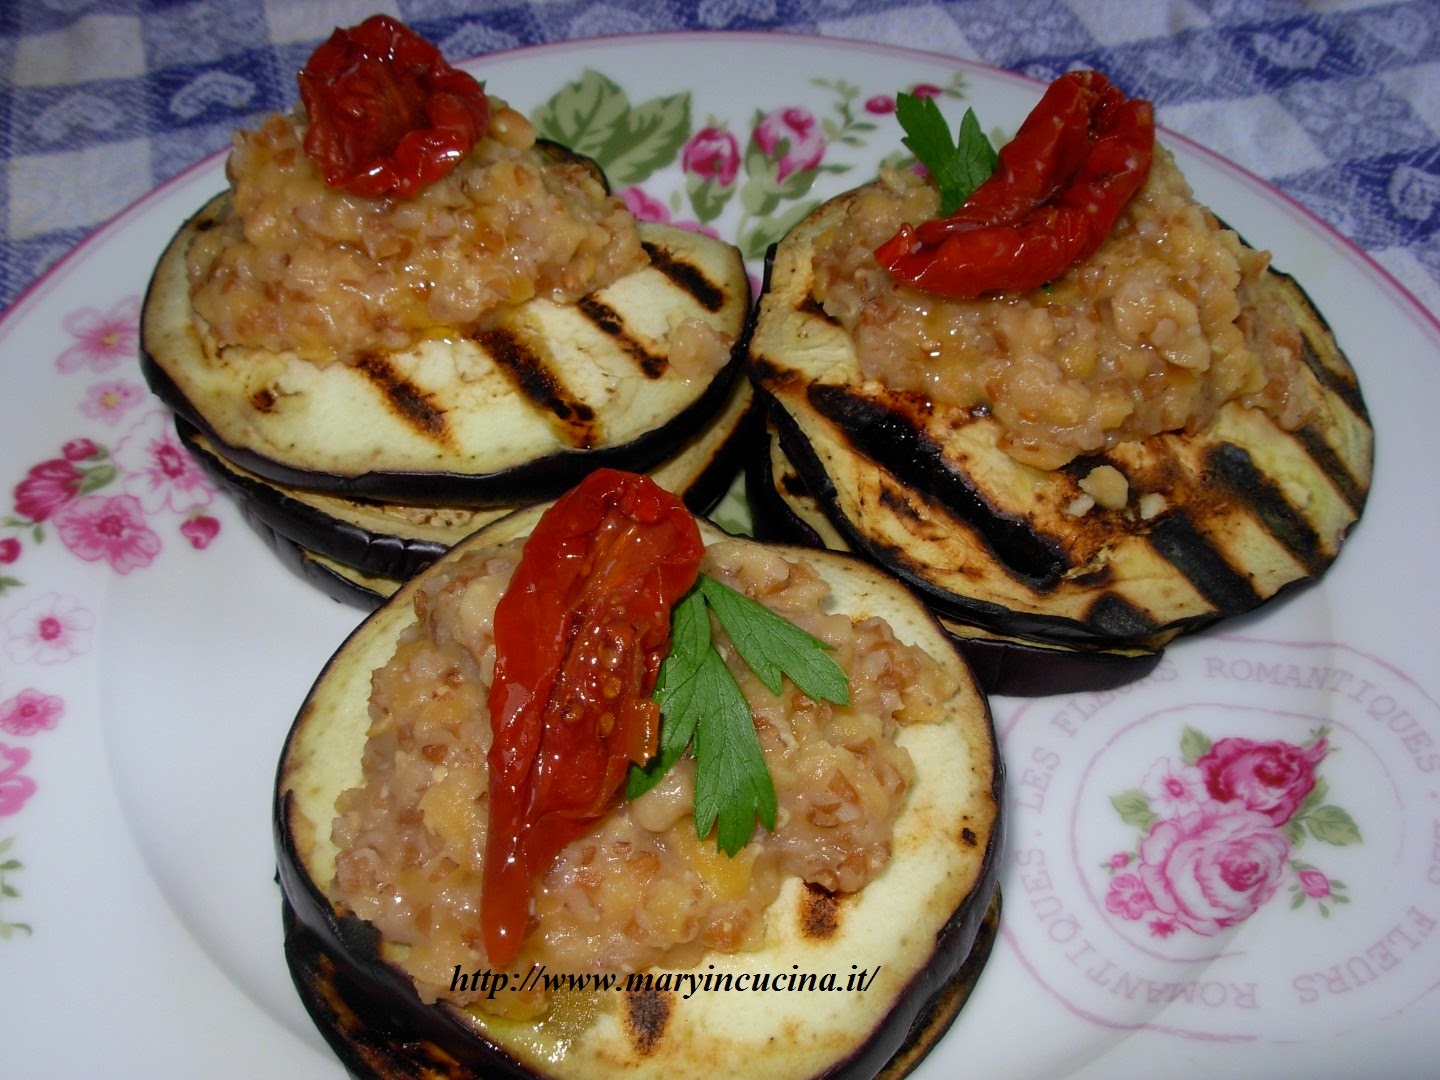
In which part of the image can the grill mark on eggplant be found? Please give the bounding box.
[641,240,725,313]
[1293,422,1368,516]
[474,327,600,448]
[1083,593,1163,640]
[353,353,449,442]
[1146,509,1262,614]
[805,383,1068,587]
[1298,329,1367,420]
[800,293,838,323]
[623,989,674,1055]
[801,883,842,939]
[1206,441,1329,576]
[576,295,668,378]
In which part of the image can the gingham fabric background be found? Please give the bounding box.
[1,0,1437,324]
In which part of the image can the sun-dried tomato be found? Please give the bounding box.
[876,71,1154,299]
[297,15,489,198]
[480,470,704,967]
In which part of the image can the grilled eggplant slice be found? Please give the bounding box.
[142,194,751,506]
[747,414,1163,695]
[749,184,1373,652]
[179,373,757,582]
[275,508,1002,1080]
[280,892,1002,1080]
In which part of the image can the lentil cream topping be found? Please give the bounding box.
[186,99,646,363]
[330,536,956,1018]
[812,146,1318,470]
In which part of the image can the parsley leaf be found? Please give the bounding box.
[626,590,709,799]
[894,92,997,216]
[626,574,851,856]
[690,644,777,856]
[696,575,850,706]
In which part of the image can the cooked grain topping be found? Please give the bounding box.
[187,100,646,363]
[330,536,954,1015]
[811,147,1317,470]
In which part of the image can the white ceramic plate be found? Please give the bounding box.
[2,32,1437,1078]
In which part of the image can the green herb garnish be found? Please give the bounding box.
[894,92,997,216]
[627,574,851,856]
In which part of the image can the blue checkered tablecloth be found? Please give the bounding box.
[2,0,1437,322]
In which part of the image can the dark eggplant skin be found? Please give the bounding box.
[178,374,760,583]
[278,889,1002,1080]
[274,511,1003,1080]
[140,319,748,508]
[746,413,1164,696]
[748,183,1373,654]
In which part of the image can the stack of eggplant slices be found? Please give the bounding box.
[141,27,1371,701]
[747,73,1372,695]
[140,28,753,614]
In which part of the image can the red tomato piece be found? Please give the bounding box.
[297,15,490,198]
[876,71,1154,300]
[480,470,704,967]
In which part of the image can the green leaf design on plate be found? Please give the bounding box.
[686,174,734,224]
[531,69,691,187]
[1110,789,1156,831]
[0,838,30,939]
[1179,725,1212,765]
[1302,804,1363,846]
[738,198,821,262]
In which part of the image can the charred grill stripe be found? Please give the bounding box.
[800,293,838,323]
[1293,422,1368,516]
[1298,328,1367,420]
[474,327,599,448]
[1146,509,1263,614]
[623,989,673,1056]
[354,354,449,441]
[806,383,1067,586]
[1206,442,1330,576]
[800,882,841,939]
[1083,593,1162,643]
[641,240,726,313]
[576,295,668,378]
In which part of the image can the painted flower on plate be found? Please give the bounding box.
[1137,805,1291,935]
[80,380,146,426]
[113,410,213,515]
[622,186,670,222]
[682,126,741,186]
[1106,725,1357,936]
[180,514,221,550]
[55,296,140,375]
[63,439,99,462]
[1140,754,1208,818]
[1105,872,1153,920]
[620,187,720,238]
[0,745,36,816]
[3,592,93,665]
[1198,735,1328,825]
[13,458,83,523]
[0,690,63,737]
[51,493,161,574]
[1298,867,1332,900]
[753,106,826,181]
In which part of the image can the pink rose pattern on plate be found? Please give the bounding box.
[1104,726,1360,937]
[1,296,223,935]
[531,69,972,271]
